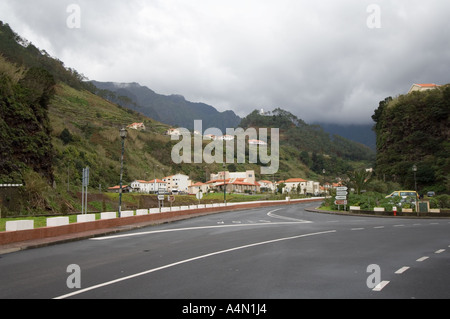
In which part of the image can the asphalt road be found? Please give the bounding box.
[1,202,449,300]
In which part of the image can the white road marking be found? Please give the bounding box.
[91,222,309,241]
[267,208,311,223]
[55,230,337,299]
[351,228,364,231]
[435,249,445,254]
[393,224,405,227]
[416,256,429,262]
[373,281,390,292]
[395,267,410,274]
[374,226,384,229]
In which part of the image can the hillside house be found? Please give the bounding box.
[408,83,440,94]
[163,174,191,193]
[127,122,146,131]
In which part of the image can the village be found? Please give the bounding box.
[107,169,340,198]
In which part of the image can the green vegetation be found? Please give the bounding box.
[372,87,450,194]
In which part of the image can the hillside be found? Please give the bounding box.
[372,88,450,194]
[91,81,241,133]
[0,21,376,216]
[240,109,375,176]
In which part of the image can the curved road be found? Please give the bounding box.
[1,202,449,300]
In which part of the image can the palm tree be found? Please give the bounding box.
[346,169,372,195]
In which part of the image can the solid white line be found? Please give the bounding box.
[90,222,306,241]
[435,249,445,254]
[55,230,337,299]
[417,256,429,262]
[373,281,390,292]
[267,208,312,223]
[395,267,410,274]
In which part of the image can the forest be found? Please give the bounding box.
[372,86,450,194]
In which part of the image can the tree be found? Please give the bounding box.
[346,169,372,195]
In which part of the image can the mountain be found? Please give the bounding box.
[314,122,376,150]
[90,81,241,133]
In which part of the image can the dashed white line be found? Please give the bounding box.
[374,226,385,229]
[373,281,390,292]
[416,256,429,262]
[435,249,445,254]
[351,228,364,231]
[395,267,410,274]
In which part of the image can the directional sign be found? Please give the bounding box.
[335,196,347,200]
[157,195,165,201]
[336,187,348,191]
[335,200,348,205]
[336,191,348,196]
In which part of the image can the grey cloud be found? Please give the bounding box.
[1,0,449,124]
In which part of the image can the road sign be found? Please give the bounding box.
[168,195,175,203]
[158,195,165,201]
[335,196,347,200]
[336,191,348,196]
[336,187,348,191]
[335,200,348,205]
[196,192,204,200]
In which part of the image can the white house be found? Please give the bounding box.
[163,174,191,193]
[188,182,210,195]
[127,122,146,131]
[130,179,167,194]
[249,139,268,146]
[166,128,181,136]
[258,180,275,192]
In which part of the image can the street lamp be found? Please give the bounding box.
[412,164,418,215]
[223,163,227,205]
[119,127,127,217]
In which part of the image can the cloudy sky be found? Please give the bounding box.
[1,0,449,124]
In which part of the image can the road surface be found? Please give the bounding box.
[0,202,449,301]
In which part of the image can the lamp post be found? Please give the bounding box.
[119,127,127,217]
[412,164,418,215]
[223,163,227,205]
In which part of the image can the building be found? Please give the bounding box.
[258,180,275,192]
[208,170,259,194]
[166,128,181,136]
[163,174,191,193]
[408,83,440,94]
[249,139,268,146]
[107,185,132,193]
[188,182,210,195]
[210,170,255,184]
[130,179,167,194]
[127,122,146,131]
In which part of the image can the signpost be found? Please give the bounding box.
[335,187,348,211]
[168,195,175,209]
